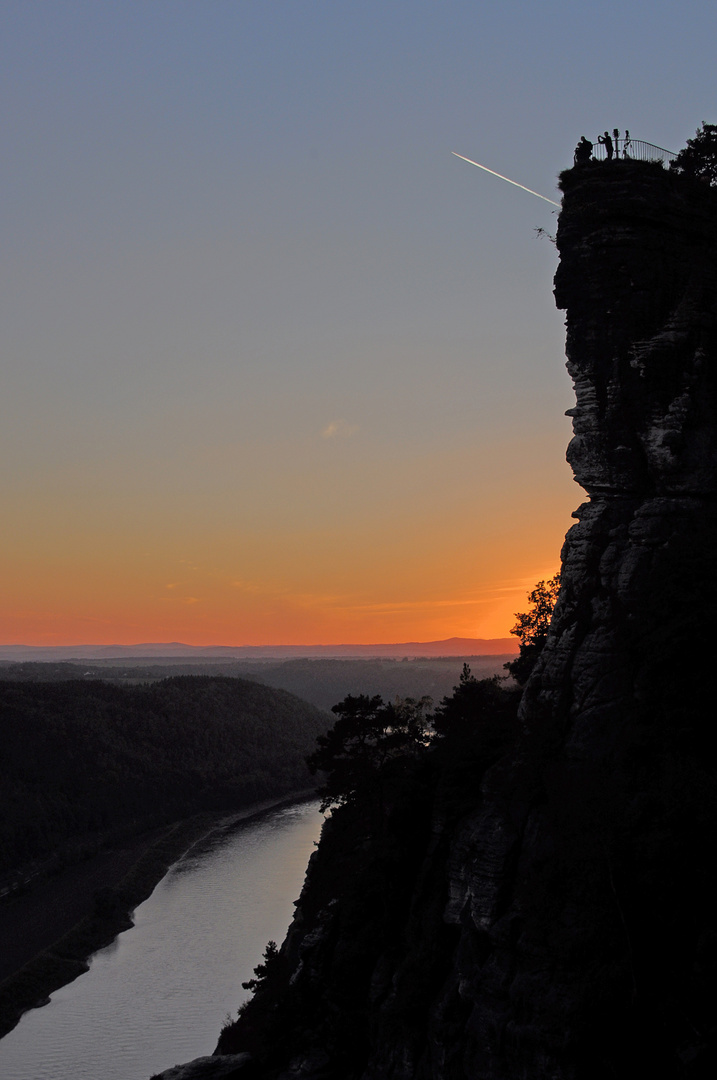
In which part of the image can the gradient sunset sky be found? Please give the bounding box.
[2,1,715,646]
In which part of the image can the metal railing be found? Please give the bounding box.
[585,137,676,164]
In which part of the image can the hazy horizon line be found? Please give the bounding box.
[0,637,518,660]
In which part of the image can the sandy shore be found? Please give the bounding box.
[0,789,316,1040]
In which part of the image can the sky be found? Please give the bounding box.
[1,0,715,647]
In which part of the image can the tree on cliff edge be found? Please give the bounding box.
[504,574,561,685]
[306,694,431,812]
[669,122,717,185]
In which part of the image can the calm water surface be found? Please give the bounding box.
[0,799,322,1080]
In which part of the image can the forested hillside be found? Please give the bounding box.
[0,676,327,875]
[0,655,513,710]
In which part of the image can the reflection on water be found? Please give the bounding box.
[0,800,322,1080]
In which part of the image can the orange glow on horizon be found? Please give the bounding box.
[0,543,565,648]
[1,378,577,650]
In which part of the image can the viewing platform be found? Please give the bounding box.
[589,137,676,164]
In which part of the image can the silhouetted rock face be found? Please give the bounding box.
[525,162,717,750]
[431,162,717,1080]
[558,165,717,498]
[183,163,717,1080]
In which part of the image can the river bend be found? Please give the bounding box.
[0,799,322,1080]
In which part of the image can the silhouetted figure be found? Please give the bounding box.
[623,129,631,158]
[598,131,614,160]
[574,136,593,165]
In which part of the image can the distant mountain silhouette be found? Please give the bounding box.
[0,638,516,662]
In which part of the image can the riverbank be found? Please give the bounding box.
[0,789,317,1041]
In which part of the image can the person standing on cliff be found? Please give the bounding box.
[574,136,593,164]
[598,131,614,160]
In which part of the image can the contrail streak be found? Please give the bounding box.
[452,152,561,207]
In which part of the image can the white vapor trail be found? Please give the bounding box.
[452,152,561,207]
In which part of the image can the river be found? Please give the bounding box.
[0,798,323,1080]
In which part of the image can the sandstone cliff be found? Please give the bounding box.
[161,161,717,1080]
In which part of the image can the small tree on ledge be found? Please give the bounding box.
[504,574,561,686]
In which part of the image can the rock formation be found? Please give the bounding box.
[159,161,717,1080]
[435,160,717,1079]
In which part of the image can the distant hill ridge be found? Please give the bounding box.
[0,637,516,661]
